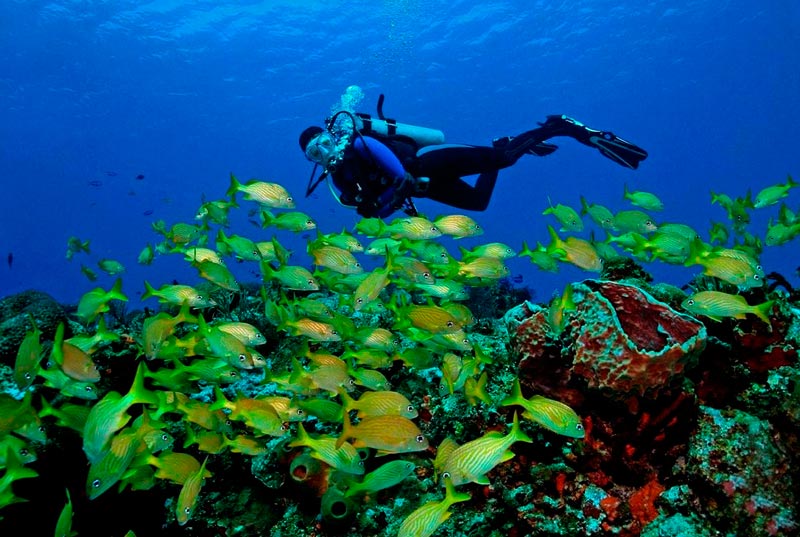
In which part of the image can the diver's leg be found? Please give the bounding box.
[538,115,648,169]
[419,171,499,212]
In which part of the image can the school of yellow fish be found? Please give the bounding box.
[1,172,797,535]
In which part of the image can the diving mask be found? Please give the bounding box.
[304,131,338,166]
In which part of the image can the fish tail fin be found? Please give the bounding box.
[128,362,158,407]
[175,302,197,325]
[519,241,534,260]
[108,278,128,302]
[337,387,356,412]
[182,424,198,449]
[142,281,157,301]
[442,476,471,507]
[754,300,775,325]
[500,378,525,408]
[787,174,798,188]
[208,385,232,412]
[336,412,353,449]
[579,195,590,215]
[289,422,311,448]
[510,411,534,444]
[545,225,563,253]
[226,172,241,201]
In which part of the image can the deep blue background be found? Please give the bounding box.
[1,1,798,307]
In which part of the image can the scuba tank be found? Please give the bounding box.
[354,94,445,147]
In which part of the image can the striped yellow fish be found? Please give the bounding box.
[433,214,483,238]
[438,412,532,486]
[398,477,470,537]
[227,174,294,208]
[501,380,584,438]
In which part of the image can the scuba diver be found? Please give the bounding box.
[300,94,648,218]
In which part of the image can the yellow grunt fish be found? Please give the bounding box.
[438,412,532,486]
[98,258,125,275]
[340,390,417,419]
[681,290,773,324]
[501,380,584,439]
[148,452,211,485]
[580,196,617,231]
[457,256,510,279]
[215,322,266,347]
[260,263,319,291]
[391,302,463,334]
[176,457,208,525]
[308,244,363,274]
[543,201,583,232]
[398,477,471,537]
[384,216,442,240]
[545,226,602,272]
[142,281,216,308]
[345,459,416,498]
[290,423,365,475]
[432,214,483,238]
[13,314,42,390]
[77,278,128,322]
[352,267,391,311]
[227,174,294,208]
[337,414,428,454]
[753,174,798,209]
[624,184,664,211]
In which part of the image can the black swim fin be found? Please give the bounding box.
[539,115,648,169]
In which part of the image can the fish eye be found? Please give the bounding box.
[446,321,454,327]
[280,424,289,431]
[92,479,101,488]
[686,299,695,306]
[407,405,415,412]
[753,274,760,280]
[415,434,425,443]
[576,423,584,431]
[85,386,94,392]
[355,298,363,304]
[162,433,169,441]
[296,409,304,415]
[24,372,31,380]
[287,197,294,203]
[441,472,451,480]
[38,425,45,432]
[307,279,314,285]
[20,448,29,456]
[239,354,247,362]
[184,507,191,515]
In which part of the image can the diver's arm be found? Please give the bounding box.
[353,136,413,218]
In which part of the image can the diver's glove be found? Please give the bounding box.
[539,115,648,169]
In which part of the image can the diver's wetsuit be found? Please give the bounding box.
[326,116,647,218]
[330,127,554,217]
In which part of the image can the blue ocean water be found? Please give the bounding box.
[1,1,798,306]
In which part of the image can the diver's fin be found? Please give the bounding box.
[538,115,648,169]
[588,132,648,169]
